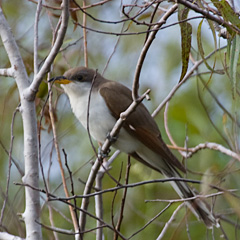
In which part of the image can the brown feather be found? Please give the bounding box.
[99,80,186,173]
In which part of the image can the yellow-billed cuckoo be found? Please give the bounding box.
[50,66,218,228]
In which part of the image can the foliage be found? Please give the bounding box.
[0,0,240,239]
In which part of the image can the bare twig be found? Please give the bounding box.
[15,181,127,239]
[0,140,24,177]
[94,160,111,240]
[74,15,203,36]
[145,191,236,203]
[28,0,112,11]
[152,46,227,117]
[114,157,131,240]
[164,101,186,158]
[186,142,240,161]
[196,77,232,148]
[164,101,240,161]
[128,203,172,239]
[33,0,42,75]
[111,163,124,239]
[63,149,79,231]
[48,83,80,236]
[78,158,102,238]
[132,3,178,100]
[38,79,51,198]
[176,0,240,34]
[82,0,88,68]
[79,86,151,235]
[54,177,237,201]
[37,220,108,235]
[156,203,185,240]
[102,23,124,75]
[28,0,69,99]
[47,204,59,240]
[0,107,18,225]
[199,77,240,128]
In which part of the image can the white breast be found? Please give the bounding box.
[61,82,140,153]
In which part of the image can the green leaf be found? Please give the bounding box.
[211,0,240,36]
[178,5,192,82]
[229,34,240,99]
[197,19,218,76]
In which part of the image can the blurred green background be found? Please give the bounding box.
[0,0,240,239]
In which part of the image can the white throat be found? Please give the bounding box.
[61,82,139,153]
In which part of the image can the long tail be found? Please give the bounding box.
[162,165,219,228]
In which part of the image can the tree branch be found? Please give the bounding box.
[176,0,240,34]
[0,67,15,77]
[0,6,42,240]
[78,89,151,237]
[132,3,178,100]
[0,232,25,240]
[152,46,227,117]
[27,0,69,99]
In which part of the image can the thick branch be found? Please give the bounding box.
[0,232,25,240]
[0,7,42,240]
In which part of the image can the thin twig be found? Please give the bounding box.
[15,182,127,239]
[48,83,80,235]
[199,77,240,128]
[156,203,184,240]
[82,0,88,68]
[0,140,24,177]
[28,0,112,11]
[114,157,131,240]
[102,23,124,76]
[164,101,186,158]
[176,0,240,34]
[0,107,18,225]
[47,204,59,240]
[145,190,236,203]
[128,203,172,239]
[33,0,42,75]
[79,87,151,234]
[38,76,51,199]
[37,220,108,235]
[51,177,237,201]
[152,46,227,117]
[63,149,80,234]
[132,3,178,100]
[94,160,110,240]
[112,163,124,240]
[196,77,232,148]
[28,0,69,98]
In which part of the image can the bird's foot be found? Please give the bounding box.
[106,132,118,143]
[98,147,111,159]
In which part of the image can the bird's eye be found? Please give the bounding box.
[77,75,83,81]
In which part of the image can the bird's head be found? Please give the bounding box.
[49,66,102,95]
[49,67,98,85]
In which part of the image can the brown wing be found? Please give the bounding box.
[99,81,186,173]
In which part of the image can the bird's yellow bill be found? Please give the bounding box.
[48,76,71,84]
[54,78,71,84]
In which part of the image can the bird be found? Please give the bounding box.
[49,66,218,228]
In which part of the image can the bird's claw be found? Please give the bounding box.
[106,132,118,143]
[98,147,111,159]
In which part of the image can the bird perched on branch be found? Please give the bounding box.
[50,66,219,228]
